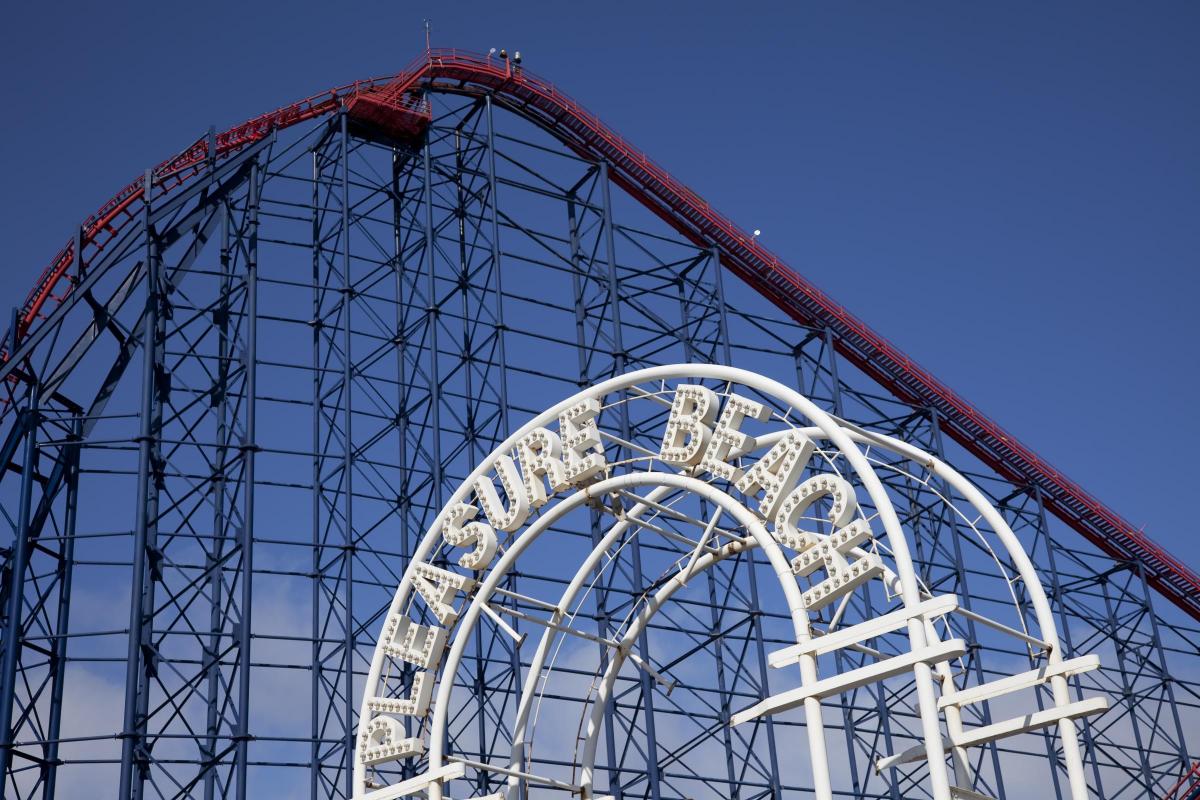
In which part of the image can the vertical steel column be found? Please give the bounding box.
[1100,574,1156,796]
[420,116,450,772]
[675,272,697,364]
[708,248,732,367]
[597,163,625,378]
[42,417,81,800]
[714,244,787,797]
[1034,488,1105,796]
[203,198,232,800]
[309,145,323,800]
[446,119,484,777]
[484,96,512,451]
[997,489,1067,800]
[586,514,625,800]
[452,118,491,783]
[483,95,523,797]
[928,410,1008,799]
[599,160,663,800]
[416,130,451,775]
[1134,559,1192,779]
[702,560,740,797]
[676,261,738,794]
[741,548,786,798]
[567,190,622,798]
[119,169,164,800]
[235,158,260,800]
[804,330,900,800]
[820,328,843,415]
[390,148,417,778]
[338,110,356,800]
[0,401,38,795]
[73,226,85,284]
[452,124,476,455]
[817,329,869,794]
[421,122,444,504]
[417,114,455,790]
[567,194,592,388]
[4,309,13,361]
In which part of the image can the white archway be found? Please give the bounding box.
[355,365,1105,800]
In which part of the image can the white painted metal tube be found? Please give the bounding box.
[428,472,812,799]
[756,422,1090,796]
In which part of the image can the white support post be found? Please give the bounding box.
[769,595,959,666]
[732,639,967,727]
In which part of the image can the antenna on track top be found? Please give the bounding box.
[423,18,432,52]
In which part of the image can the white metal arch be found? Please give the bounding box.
[356,365,1102,800]
[436,472,805,800]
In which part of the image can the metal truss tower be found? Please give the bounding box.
[0,49,1196,799]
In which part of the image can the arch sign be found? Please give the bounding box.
[356,365,1105,800]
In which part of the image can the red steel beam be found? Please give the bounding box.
[1163,762,1200,800]
[10,48,1200,622]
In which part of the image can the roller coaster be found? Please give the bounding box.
[0,48,1196,799]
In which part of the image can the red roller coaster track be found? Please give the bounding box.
[9,48,1200,623]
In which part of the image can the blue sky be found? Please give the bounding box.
[1,0,1196,566]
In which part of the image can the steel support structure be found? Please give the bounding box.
[0,50,1196,799]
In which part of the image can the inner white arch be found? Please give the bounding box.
[355,365,1103,800]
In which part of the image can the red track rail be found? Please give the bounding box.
[1164,762,1200,800]
[11,49,1200,622]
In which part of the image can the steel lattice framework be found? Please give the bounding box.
[0,48,1196,800]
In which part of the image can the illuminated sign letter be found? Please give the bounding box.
[380,614,448,669]
[559,398,606,486]
[660,385,718,466]
[701,394,770,482]
[412,563,475,627]
[774,475,883,611]
[358,715,423,766]
[474,455,530,532]
[736,429,815,519]
[441,502,497,571]
[516,427,568,508]
[367,671,435,718]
